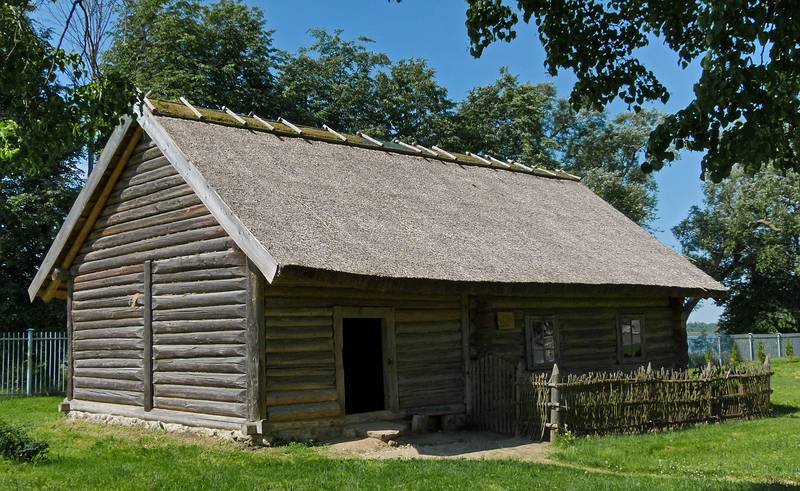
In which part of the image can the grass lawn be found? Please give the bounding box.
[553,358,800,485]
[0,361,797,489]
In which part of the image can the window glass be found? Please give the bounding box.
[620,317,644,360]
[526,317,556,369]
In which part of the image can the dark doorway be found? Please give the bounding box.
[342,318,385,414]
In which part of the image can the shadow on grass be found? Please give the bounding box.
[770,403,799,417]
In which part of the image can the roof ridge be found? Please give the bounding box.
[144,98,581,182]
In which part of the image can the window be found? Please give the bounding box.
[525,316,557,369]
[619,317,645,362]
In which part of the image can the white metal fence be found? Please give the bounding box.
[688,332,800,367]
[0,330,68,395]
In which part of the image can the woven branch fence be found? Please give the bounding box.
[469,355,772,440]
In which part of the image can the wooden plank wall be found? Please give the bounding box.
[70,133,249,420]
[471,295,684,372]
[263,283,465,422]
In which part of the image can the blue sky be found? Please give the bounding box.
[258,1,721,322]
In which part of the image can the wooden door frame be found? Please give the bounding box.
[333,306,399,416]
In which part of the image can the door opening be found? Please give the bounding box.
[342,317,385,414]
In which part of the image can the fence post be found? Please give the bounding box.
[549,363,560,442]
[25,328,34,396]
[777,333,782,358]
[748,333,754,361]
[717,335,723,366]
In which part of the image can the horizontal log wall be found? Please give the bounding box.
[71,134,249,420]
[471,295,684,372]
[263,283,464,422]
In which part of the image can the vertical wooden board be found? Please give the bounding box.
[461,293,470,417]
[67,279,74,400]
[143,260,153,411]
[246,259,266,421]
[333,306,345,416]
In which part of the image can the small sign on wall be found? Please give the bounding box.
[496,311,516,331]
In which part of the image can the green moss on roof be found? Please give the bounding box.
[146,98,580,182]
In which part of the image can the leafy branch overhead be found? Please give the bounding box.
[462,0,800,181]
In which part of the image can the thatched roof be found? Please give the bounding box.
[147,101,723,294]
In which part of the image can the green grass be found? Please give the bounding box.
[553,358,800,485]
[1,362,799,489]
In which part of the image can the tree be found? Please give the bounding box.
[1,0,131,331]
[674,167,799,334]
[104,0,282,114]
[460,0,800,182]
[450,69,659,226]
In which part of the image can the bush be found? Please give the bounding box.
[730,343,739,368]
[757,340,766,364]
[0,420,48,463]
[787,340,795,361]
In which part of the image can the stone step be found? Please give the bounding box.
[344,420,409,441]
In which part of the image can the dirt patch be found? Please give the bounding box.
[324,431,550,462]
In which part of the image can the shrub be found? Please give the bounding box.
[0,420,48,463]
[704,348,713,366]
[787,340,795,361]
[757,340,766,364]
[730,343,739,368]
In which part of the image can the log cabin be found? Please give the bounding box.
[28,99,725,439]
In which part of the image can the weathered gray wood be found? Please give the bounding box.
[72,338,143,351]
[79,226,227,263]
[154,397,245,418]
[74,388,144,406]
[74,367,143,381]
[28,116,135,301]
[137,107,279,282]
[67,279,74,399]
[266,351,335,367]
[73,326,144,340]
[73,272,144,292]
[71,306,142,322]
[73,283,143,302]
[106,174,186,205]
[153,357,245,373]
[119,149,168,177]
[96,193,203,230]
[266,375,336,392]
[73,318,144,331]
[266,389,337,406]
[153,371,246,388]
[84,214,216,253]
[265,316,333,328]
[73,358,142,369]
[72,295,140,311]
[143,260,153,411]
[74,376,141,391]
[69,399,244,429]
[265,338,333,353]
[152,304,246,321]
[153,266,246,284]
[151,290,246,310]
[153,250,246,273]
[93,201,206,239]
[73,349,142,360]
[152,319,245,334]
[73,263,144,285]
[113,159,176,189]
[265,326,332,340]
[75,237,234,275]
[152,278,246,296]
[154,330,245,345]
[154,385,246,403]
[267,401,340,422]
[154,344,244,359]
[245,259,266,421]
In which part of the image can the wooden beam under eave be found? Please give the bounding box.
[41,126,144,302]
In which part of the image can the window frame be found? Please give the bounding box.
[617,315,646,364]
[524,315,559,370]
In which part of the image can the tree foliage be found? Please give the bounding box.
[1,0,131,331]
[462,0,800,181]
[104,0,281,114]
[674,167,800,334]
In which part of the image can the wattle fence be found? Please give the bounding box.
[469,355,772,440]
[0,330,68,396]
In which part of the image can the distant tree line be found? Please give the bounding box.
[1,0,797,335]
